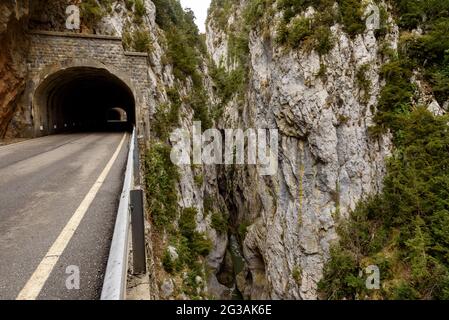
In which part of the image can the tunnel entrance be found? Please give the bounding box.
[33,67,136,135]
[107,108,128,122]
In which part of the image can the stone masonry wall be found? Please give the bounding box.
[11,30,151,138]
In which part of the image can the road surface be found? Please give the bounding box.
[0,133,129,300]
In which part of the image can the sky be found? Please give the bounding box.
[179,0,212,33]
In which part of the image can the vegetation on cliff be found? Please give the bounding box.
[208,0,449,300]
[207,0,386,108]
[319,0,449,300]
[145,0,213,299]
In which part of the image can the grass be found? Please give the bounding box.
[194,174,204,187]
[211,212,228,234]
[145,144,179,230]
[161,208,213,275]
[134,0,146,18]
[80,0,109,27]
[292,266,302,285]
[132,30,152,52]
[152,87,181,141]
[238,221,251,241]
[356,63,372,105]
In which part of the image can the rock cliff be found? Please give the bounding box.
[204,0,394,299]
[0,0,29,138]
[1,0,448,300]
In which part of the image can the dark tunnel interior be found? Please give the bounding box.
[34,67,135,135]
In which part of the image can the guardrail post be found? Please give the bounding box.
[130,189,146,275]
[133,131,141,186]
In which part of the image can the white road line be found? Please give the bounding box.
[16,133,127,300]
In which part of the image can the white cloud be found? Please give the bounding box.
[179,0,211,33]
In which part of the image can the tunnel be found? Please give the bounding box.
[33,67,136,135]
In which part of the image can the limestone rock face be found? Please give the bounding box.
[206,4,396,299]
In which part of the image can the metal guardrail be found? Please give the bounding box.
[101,128,141,300]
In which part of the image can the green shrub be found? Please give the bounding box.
[134,0,146,18]
[275,0,366,45]
[80,0,106,27]
[166,29,200,81]
[208,0,238,30]
[152,87,182,140]
[152,103,171,140]
[429,67,449,104]
[145,144,179,230]
[318,246,364,300]
[276,0,307,21]
[337,0,365,37]
[125,0,134,10]
[274,5,335,55]
[276,20,289,44]
[182,262,206,298]
[162,249,176,274]
[123,29,152,53]
[287,17,312,48]
[238,221,251,240]
[375,59,415,131]
[393,0,449,31]
[392,282,419,300]
[191,233,213,256]
[244,0,274,27]
[316,63,328,80]
[152,0,186,29]
[188,88,213,130]
[133,30,152,52]
[209,62,245,105]
[292,266,302,285]
[203,195,214,215]
[313,25,334,55]
[179,207,198,239]
[122,30,133,50]
[356,63,372,104]
[158,206,212,280]
[211,212,228,234]
[194,174,204,187]
[178,207,213,257]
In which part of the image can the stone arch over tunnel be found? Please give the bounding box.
[33,65,136,135]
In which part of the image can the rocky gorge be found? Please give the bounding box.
[1,0,449,300]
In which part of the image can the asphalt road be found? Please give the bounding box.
[0,133,129,300]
